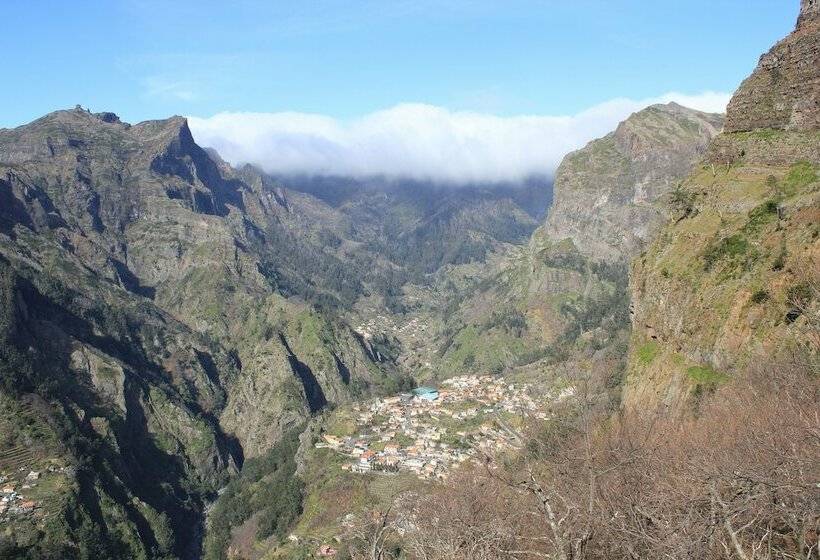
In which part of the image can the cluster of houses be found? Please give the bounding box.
[317,375,551,480]
[0,471,40,520]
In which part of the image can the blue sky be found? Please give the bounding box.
[2,0,797,126]
[2,1,799,181]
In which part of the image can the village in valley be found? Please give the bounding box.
[317,375,570,481]
[0,463,69,526]
[0,470,40,521]
[0,405,69,529]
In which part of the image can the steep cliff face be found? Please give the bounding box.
[434,105,723,377]
[543,103,723,262]
[0,242,239,558]
[725,0,820,132]
[0,108,398,557]
[625,8,820,411]
[219,297,395,458]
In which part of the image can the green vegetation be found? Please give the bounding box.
[750,289,770,304]
[786,282,813,309]
[743,200,779,233]
[686,365,728,389]
[785,282,814,323]
[752,128,780,141]
[772,241,788,271]
[636,341,661,365]
[369,333,402,365]
[0,264,43,396]
[669,184,696,220]
[204,427,305,560]
[702,233,754,273]
[485,308,528,337]
[559,261,630,341]
[781,161,818,196]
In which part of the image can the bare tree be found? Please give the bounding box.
[392,350,819,560]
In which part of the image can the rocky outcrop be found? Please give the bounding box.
[798,0,820,27]
[724,0,820,132]
[219,298,387,458]
[543,103,723,262]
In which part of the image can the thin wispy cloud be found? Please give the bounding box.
[142,76,198,102]
[188,91,731,184]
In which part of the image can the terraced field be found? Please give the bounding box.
[0,445,35,472]
[0,399,54,476]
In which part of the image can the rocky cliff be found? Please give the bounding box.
[724,0,820,132]
[543,103,723,262]
[625,7,820,411]
[430,105,722,384]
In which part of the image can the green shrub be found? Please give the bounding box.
[743,200,779,233]
[786,282,814,323]
[702,234,749,271]
[765,175,777,189]
[772,244,787,271]
[669,185,696,219]
[787,283,813,307]
[781,162,818,196]
[750,289,770,304]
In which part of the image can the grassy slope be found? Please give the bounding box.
[625,130,820,410]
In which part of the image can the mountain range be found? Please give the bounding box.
[0,2,817,559]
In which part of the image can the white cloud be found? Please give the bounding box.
[187,91,731,184]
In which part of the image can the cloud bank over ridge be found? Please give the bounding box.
[188,91,730,184]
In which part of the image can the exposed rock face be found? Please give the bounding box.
[798,0,820,27]
[725,0,820,132]
[543,103,723,262]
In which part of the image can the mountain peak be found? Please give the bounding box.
[131,115,191,142]
[541,105,723,262]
